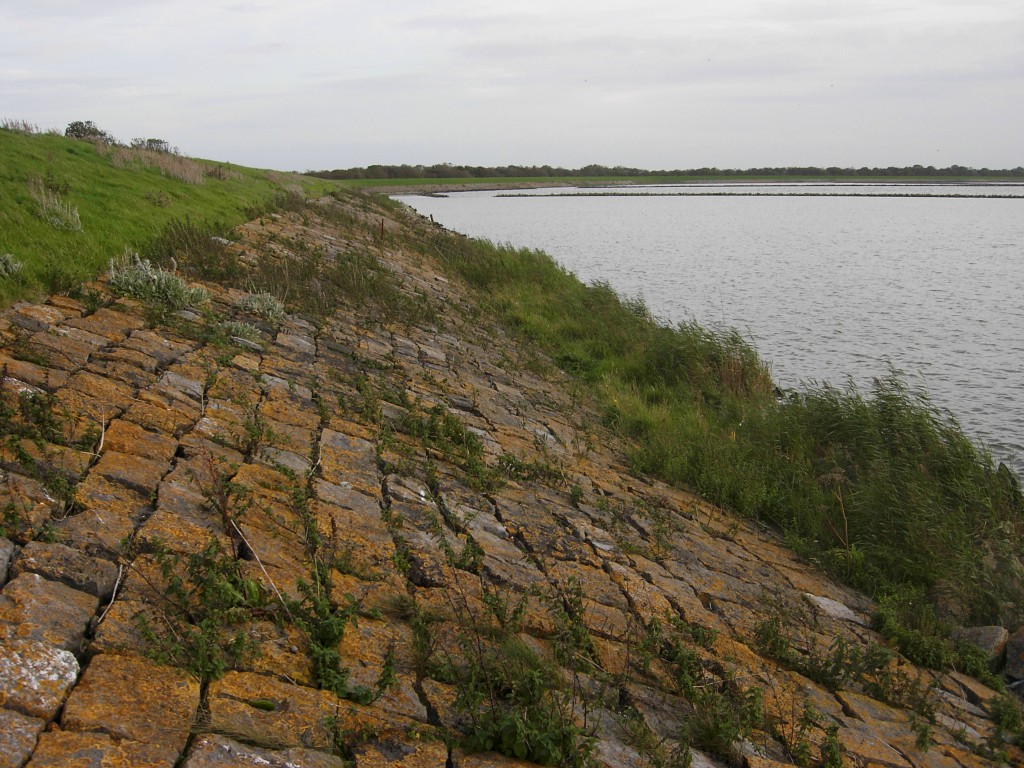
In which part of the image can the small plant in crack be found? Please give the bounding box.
[441,577,598,766]
[134,539,270,681]
[236,396,275,458]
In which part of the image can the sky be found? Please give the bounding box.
[2,0,1022,172]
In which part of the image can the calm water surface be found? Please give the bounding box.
[397,184,1024,473]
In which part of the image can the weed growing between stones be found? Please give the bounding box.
[435,577,599,767]
[374,446,598,764]
[753,614,938,752]
[135,539,270,680]
[634,614,766,766]
[235,396,276,459]
[108,252,209,312]
[235,291,286,324]
[0,374,97,524]
[871,586,1007,686]
[220,320,263,346]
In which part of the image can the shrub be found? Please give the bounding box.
[221,320,263,344]
[108,252,208,310]
[65,120,115,143]
[130,137,176,154]
[235,292,286,323]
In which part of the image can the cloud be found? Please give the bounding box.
[1,0,1021,169]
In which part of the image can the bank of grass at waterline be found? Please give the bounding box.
[413,226,1024,663]
[0,126,340,304]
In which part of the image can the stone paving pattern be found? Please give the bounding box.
[0,199,1021,767]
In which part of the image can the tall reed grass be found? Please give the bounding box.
[107,145,206,184]
[28,176,82,231]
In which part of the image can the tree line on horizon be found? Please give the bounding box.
[308,162,1024,180]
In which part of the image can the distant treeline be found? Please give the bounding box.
[308,163,1024,180]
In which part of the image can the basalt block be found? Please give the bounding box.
[0,572,99,654]
[64,306,146,342]
[1005,626,1024,680]
[951,626,1009,670]
[0,354,69,391]
[9,304,69,334]
[92,450,170,497]
[352,735,449,767]
[0,538,14,585]
[10,540,120,601]
[181,733,346,768]
[0,707,46,768]
[206,671,338,751]
[60,653,199,756]
[64,369,136,412]
[28,325,109,370]
[101,419,179,464]
[89,599,159,656]
[124,394,198,437]
[26,729,178,768]
[0,637,79,720]
[450,750,541,767]
[121,329,195,370]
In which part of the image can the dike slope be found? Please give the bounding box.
[0,197,1020,768]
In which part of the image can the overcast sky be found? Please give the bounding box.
[2,1,1022,171]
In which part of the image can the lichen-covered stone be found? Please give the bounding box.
[0,638,79,721]
[91,450,170,497]
[0,707,46,768]
[9,304,69,333]
[25,729,177,768]
[101,419,179,464]
[60,653,199,755]
[64,306,146,342]
[0,353,70,391]
[353,734,449,767]
[182,733,347,768]
[89,599,156,656]
[206,671,337,751]
[0,572,99,653]
[11,541,119,601]
[450,749,541,767]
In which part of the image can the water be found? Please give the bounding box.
[396,184,1024,473]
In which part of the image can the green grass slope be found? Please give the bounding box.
[0,127,339,304]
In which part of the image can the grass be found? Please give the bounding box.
[412,223,1024,654]
[0,127,340,304]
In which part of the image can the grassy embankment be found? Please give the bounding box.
[3,124,1022,676]
[0,126,340,305]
